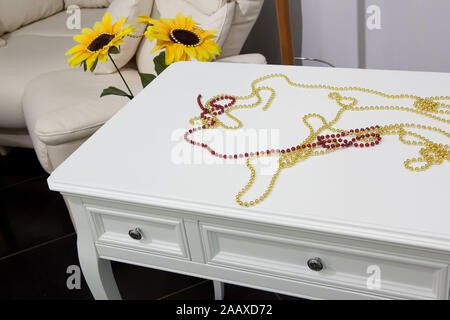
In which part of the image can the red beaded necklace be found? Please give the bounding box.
[184,94,382,160]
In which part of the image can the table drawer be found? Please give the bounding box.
[85,204,190,259]
[199,223,448,299]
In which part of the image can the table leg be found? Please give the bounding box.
[213,280,225,300]
[78,240,121,300]
[66,196,121,300]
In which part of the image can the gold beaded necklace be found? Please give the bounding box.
[187,73,450,207]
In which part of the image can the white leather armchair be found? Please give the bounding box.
[0,0,266,172]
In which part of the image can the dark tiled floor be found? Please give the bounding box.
[0,176,74,257]
[0,148,298,300]
[164,281,283,300]
[0,148,45,189]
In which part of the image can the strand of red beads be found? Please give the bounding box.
[186,94,382,159]
[197,94,236,121]
[317,126,382,149]
[184,126,382,160]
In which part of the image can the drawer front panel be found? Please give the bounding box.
[200,223,448,299]
[85,204,190,259]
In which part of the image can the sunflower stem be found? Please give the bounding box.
[108,53,134,99]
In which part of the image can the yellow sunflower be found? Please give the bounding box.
[65,12,136,70]
[137,13,221,65]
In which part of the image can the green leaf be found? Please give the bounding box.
[109,46,120,54]
[139,72,156,88]
[89,58,98,72]
[153,51,168,75]
[100,86,133,99]
[82,60,87,72]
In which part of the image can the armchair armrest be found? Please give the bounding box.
[216,53,267,64]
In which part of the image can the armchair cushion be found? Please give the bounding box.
[185,0,227,15]
[220,0,264,58]
[0,35,75,129]
[216,53,266,64]
[23,67,142,172]
[0,8,106,130]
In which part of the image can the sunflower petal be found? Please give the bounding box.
[81,28,93,35]
[175,44,184,61]
[67,52,83,66]
[98,52,109,64]
[180,51,191,61]
[184,46,197,60]
[165,45,175,65]
[73,34,88,44]
[65,44,85,56]
[174,13,186,29]
[93,21,102,31]
[101,12,113,33]
[152,40,170,52]
[196,50,210,61]
[146,28,170,42]
[160,18,176,29]
[199,29,218,41]
[86,51,99,70]
[103,12,112,25]
[203,40,221,56]
[112,17,126,33]
[68,52,91,68]
[112,39,125,47]
[137,15,153,24]
[185,15,195,30]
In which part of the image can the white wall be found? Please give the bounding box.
[299,0,450,72]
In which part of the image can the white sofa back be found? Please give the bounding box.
[0,0,64,36]
[64,0,112,9]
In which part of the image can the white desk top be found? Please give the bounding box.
[49,62,450,251]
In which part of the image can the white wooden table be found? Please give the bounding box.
[48,62,450,300]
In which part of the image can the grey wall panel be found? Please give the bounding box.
[243,0,450,72]
[365,0,450,72]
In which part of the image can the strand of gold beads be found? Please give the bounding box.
[188,74,449,207]
[127,33,145,38]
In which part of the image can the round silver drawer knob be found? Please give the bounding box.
[307,257,323,271]
[128,228,143,240]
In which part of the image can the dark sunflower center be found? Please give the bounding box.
[170,29,200,47]
[87,33,115,52]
